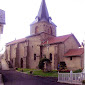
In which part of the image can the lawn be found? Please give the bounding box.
[17,68,58,77]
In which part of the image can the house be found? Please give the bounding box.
[4,0,84,71]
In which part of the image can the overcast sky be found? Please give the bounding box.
[0,0,85,51]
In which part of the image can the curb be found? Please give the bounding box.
[0,74,4,85]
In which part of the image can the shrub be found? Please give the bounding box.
[38,58,50,70]
[60,62,66,69]
[59,69,70,73]
[82,80,85,84]
[73,69,82,73]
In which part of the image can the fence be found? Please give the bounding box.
[58,71,85,84]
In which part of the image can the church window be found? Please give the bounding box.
[35,26,38,34]
[34,54,36,60]
[50,27,52,35]
[50,53,52,61]
[48,27,52,35]
[70,57,72,60]
[21,58,23,68]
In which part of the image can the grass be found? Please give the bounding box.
[17,68,58,77]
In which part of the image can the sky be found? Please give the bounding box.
[0,0,85,52]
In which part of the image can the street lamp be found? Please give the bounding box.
[83,40,85,73]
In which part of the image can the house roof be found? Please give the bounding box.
[41,34,80,46]
[6,38,27,46]
[64,48,84,57]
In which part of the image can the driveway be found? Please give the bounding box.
[0,70,70,85]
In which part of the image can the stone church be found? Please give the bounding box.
[4,0,84,71]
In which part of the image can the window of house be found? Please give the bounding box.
[34,54,36,60]
[50,53,52,61]
[70,56,72,60]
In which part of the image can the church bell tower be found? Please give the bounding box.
[30,0,57,36]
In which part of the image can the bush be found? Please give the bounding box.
[38,58,50,70]
[60,62,66,69]
[73,69,82,73]
[59,69,70,73]
[82,80,85,84]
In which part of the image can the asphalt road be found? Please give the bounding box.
[0,70,70,85]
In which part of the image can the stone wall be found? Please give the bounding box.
[64,56,81,71]
[27,35,41,69]
[30,21,56,36]
[58,35,79,62]
[42,44,58,70]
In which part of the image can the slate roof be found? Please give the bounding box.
[37,0,49,21]
[6,38,27,46]
[64,48,84,57]
[31,0,56,26]
[41,34,80,46]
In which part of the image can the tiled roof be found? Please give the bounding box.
[64,48,84,57]
[6,38,27,46]
[41,34,75,45]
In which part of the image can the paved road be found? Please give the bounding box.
[0,70,70,85]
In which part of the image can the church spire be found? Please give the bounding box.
[31,0,56,26]
[37,0,49,21]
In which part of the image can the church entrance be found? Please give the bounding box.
[21,58,23,68]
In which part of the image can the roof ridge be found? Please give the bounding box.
[57,33,73,37]
[6,37,27,45]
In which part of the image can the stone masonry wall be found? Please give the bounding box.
[64,56,81,71]
[27,35,41,69]
[58,36,79,62]
[42,44,58,70]
[30,21,56,36]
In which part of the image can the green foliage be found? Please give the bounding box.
[82,80,85,84]
[38,58,50,70]
[60,62,66,69]
[73,69,82,73]
[17,68,37,72]
[33,70,58,77]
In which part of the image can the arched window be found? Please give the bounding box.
[35,26,38,34]
[48,27,52,35]
[50,53,52,61]
[50,27,52,35]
